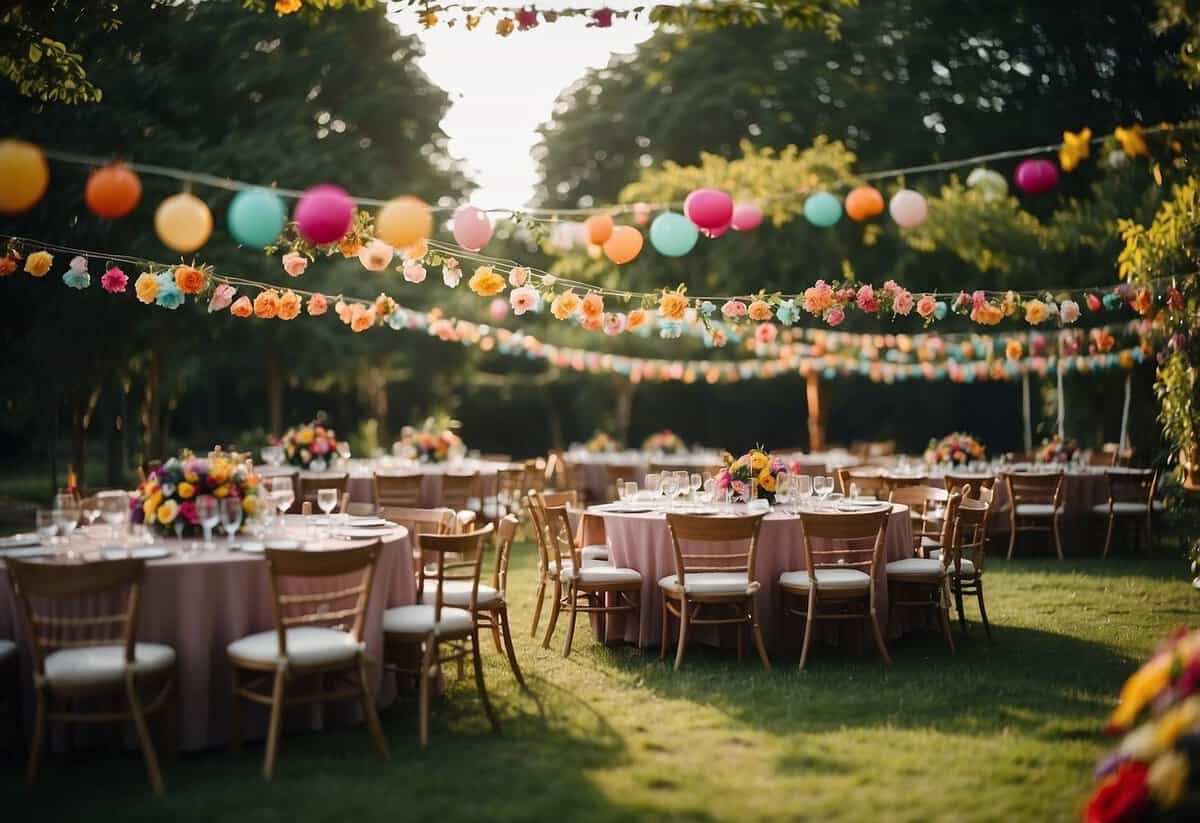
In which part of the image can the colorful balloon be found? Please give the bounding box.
[888,189,928,229]
[845,186,884,221]
[154,192,213,253]
[683,188,733,230]
[85,163,142,219]
[294,184,354,244]
[376,196,432,249]
[227,187,286,248]
[1014,159,1059,195]
[649,212,699,257]
[584,214,614,245]
[730,202,763,231]
[0,139,49,215]
[451,204,493,251]
[803,192,842,227]
[602,225,644,264]
[965,168,1008,201]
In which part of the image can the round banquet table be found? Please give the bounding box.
[0,516,414,751]
[257,458,516,509]
[568,451,725,502]
[584,503,914,652]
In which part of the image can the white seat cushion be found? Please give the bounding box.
[561,566,642,585]
[1092,502,1157,516]
[44,643,175,687]
[886,557,945,579]
[419,580,503,608]
[929,550,978,576]
[1016,503,1060,517]
[0,638,15,662]
[581,545,609,562]
[228,627,361,667]
[779,568,871,591]
[382,604,474,637]
[920,535,941,549]
[658,572,760,596]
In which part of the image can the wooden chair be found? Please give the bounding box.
[522,458,546,496]
[439,472,480,512]
[1101,442,1134,467]
[1095,469,1161,557]
[541,504,642,657]
[941,491,994,639]
[660,513,770,671]
[605,465,631,503]
[536,489,608,566]
[381,505,456,576]
[559,459,587,501]
[485,467,526,525]
[1087,450,1117,467]
[526,491,585,639]
[382,525,500,747]
[1002,472,1064,560]
[296,472,348,513]
[889,485,950,557]
[941,473,996,499]
[374,473,424,511]
[846,470,890,499]
[7,558,175,792]
[227,543,387,778]
[885,492,959,654]
[781,509,892,671]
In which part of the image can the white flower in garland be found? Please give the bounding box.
[442,257,461,288]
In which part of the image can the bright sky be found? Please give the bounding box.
[389,5,656,209]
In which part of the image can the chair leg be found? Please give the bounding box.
[750,598,770,671]
[868,608,892,667]
[673,599,690,672]
[530,579,546,638]
[798,593,816,672]
[541,581,562,649]
[1053,515,1064,560]
[976,582,993,641]
[26,686,47,785]
[418,638,436,748]
[164,674,178,763]
[1006,517,1017,560]
[498,607,526,688]
[938,584,955,654]
[471,632,500,733]
[490,621,503,656]
[954,585,968,634]
[263,667,287,779]
[562,587,579,658]
[125,674,165,795]
[357,658,390,761]
[1102,515,1115,559]
[660,595,670,659]
[229,665,243,753]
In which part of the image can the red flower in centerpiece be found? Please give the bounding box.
[1083,761,1149,823]
[590,8,613,27]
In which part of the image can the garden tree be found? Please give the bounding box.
[0,0,467,485]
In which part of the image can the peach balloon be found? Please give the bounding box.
[154,192,213,253]
[376,196,432,248]
[584,214,614,245]
[602,225,644,264]
[85,163,142,219]
[0,139,49,215]
[845,186,885,221]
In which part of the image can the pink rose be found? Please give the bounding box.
[603,312,626,335]
[710,329,727,348]
[716,472,731,490]
[826,307,845,327]
[510,285,539,315]
[508,266,529,287]
[208,283,236,313]
[917,295,937,318]
[359,240,394,272]
[311,437,330,455]
[893,290,914,316]
[1060,300,1080,324]
[282,252,308,277]
[101,266,128,294]
[306,293,328,316]
[856,285,879,313]
[971,290,987,309]
[442,259,462,288]
[179,501,199,526]
[579,312,603,331]
[754,322,778,344]
[402,261,427,283]
[721,299,748,319]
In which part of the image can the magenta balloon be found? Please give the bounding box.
[452,204,494,251]
[730,203,763,232]
[701,221,730,239]
[684,188,734,230]
[1014,159,1059,195]
[294,184,354,244]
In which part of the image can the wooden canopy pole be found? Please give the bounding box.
[806,371,825,451]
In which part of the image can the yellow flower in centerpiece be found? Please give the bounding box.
[1058,127,1092,172]
[184,470,199,484]
[757,467,776,493]
[749,450,768,472]
[142,490,163,518]
[297,427,314,445]
[242,495,258,516]
[275,0,301,15]
[23,250,53,277]
[135,271,158,304]
[208,463,231,486]
[177,481,196,499]
[156,499,179,525]
[468,266,506,296]
[658,289,688,321]
[213,484,230,499]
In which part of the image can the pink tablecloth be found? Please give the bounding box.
[583,504,913,651]
[979,471,1109,552]
[0,517,414,751]
[346,471,501,508]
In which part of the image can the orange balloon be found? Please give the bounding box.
[584,214,614,245]
[376,196,432,248]
[85,163,142,219]
[0,139,49,215]
[602,225,644,265]
[845,186,884,221]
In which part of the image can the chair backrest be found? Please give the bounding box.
[942,473,996,498]
[664,513,765,588]
[867,440,896,457]
[263,541,380,656]
[525,492,552,573]
[542,504,579,572]
[492,514,520,595]
[418,524,495,621]
[1105,469,1157,506]
[522,458,546,495]
[559,460,585,498]
[1003,471,1063,507]
[374,473,424,510]
[1087,450,1117,467]
[6,558,145,677]
[884,474,928,493]
[889,485,949,545]
[944,494,988,575]
[604,465,630,502]
[439,472,480,510]
[798,508,890,584]
[297,472,348,511]
[495,467,526,507]
[846,470,890,499]
[1101,442,1135,467]
[537,490,579,509]
[479,453,513,463]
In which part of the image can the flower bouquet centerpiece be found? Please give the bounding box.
[1037,435,1079,464]
[924,432,987,467]
[275,414,340,471]
[399,417,464,464]
[1082,627,1200,822]
[132,452,261,536]
[586,431,619,454]
[643,429,685,454]
[715,448,787,504]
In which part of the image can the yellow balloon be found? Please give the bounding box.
[376,196,432,248]
[0,139,49,215]
[155,192,213,253]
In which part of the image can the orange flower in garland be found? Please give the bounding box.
[173,265,205,295]
[278,289,301,320]
[0,251,19,277]
[306,293,327,316]
[1132,287,1152,315]
[230,296,253,318]
[1024,299,1049,325]
[373,292,396,319]
[275,0,301,16]
[970,302,1004,326]
[1005,339,1024,360]
[551,289,581,320]
[658,288,688,321]
[468,265,506,296]
[335,300,354,324]
[581,291,604,321]
[338,235,362,258]
[626,308,647,331]
[254,289,281,319]
[24,250,52,277]
[134,271,158,304]
[350,305,376,333]
[748,300,773,321]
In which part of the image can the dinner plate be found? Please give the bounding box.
[0,533,41,549]
[0,546,52,559]
[101,547,170,561]
[347,516,390,528]
[331,527,394,539]
[237,539,303,553]
[834,502,891,514]
[598,505,653,514]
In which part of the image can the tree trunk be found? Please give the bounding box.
[69,385,100,492]
[105,382,123,487]
[265,346,284,436]
[613,377,634,444]
[143,349,164,461]
[806,371,825,452]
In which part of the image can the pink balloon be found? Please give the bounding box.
[452,204,493,251]
[294,185,354,244]
[1014,159,1059,195]
[730,202,763,231]
[888,189,928,229]
[701,222,730,238]
[489,297,509,321]
[684,188,733,230]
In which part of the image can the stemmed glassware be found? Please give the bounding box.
[97,490,129,541]
[645,474,660,498]
[673,471,690,501]
[317,488,339,519]
[268,476,295,520]
[702,477,716,503]
[794,475,813,509]
[262,444,284,467]
[80,495,102,531]
[661,472,679,503]
[690,473,703,501]
[196,495,220,547]
[53,493,80,558]
[35,510,58,546]
[775,474,793,512]
[623,481,638,502]
[219,497,243,544]
[813,476,834,508]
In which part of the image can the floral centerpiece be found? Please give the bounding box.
[1082,627,1200,822]
[131,453,261,536]
[924,432,986,466]
[275,414,340,471]
[399,417,464,464]
[715,448,787,504]
[643,429,685,454]
[586,431,619,453]
[1037,435,1079,464]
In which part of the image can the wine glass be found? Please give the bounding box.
[35,509,58,546]
[623,481,638,502]
[673,470,689,500]
[690,473,703,498]
[616,479,628,502]
[775,474,793,511]
[80,495,102,531]
[196,495,219,547]
[814,476,833,508]
[795,475,813,508]
[219,497,243,543]
[661,473,679,502]
[97,490,129,540]
[53,493,80,556]
[268,476,294,519]
[702,477,716,503]
[645,473,660,498]
[317,488,339,519]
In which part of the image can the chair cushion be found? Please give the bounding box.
[779,568,871,591]
[561,566,642,585]
[947,557,977,576]
[0,638,14,662]
[228,627,361,668]
[658,572,760,596]
[1016,503,1060,517]
[581,545,610,562]
[1092,502,1154,516]
[920,535,942,549]
[382,604,474,637]
[419,580,503,609]
[886,557,946,580]
[44,643,175,687]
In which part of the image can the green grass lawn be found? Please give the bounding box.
[3,543,1197,821]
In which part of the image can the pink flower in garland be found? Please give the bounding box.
[579,312,603,331]
[590,8,613,27]
[509,285,539,316]
[856,284,879,313]
[721,299,748,319]
[1086,293,1103,312]
[710,328,727,348]
[971,290,987,310]
[754,323,778,344]
[100,266,128,293]
[208,283,236,312]
[603,312,626,336]
[306,293,328,316]
[826,307,845,327]
[1060,300,1080,324]
[516,9,538,29]
[893,289,914,316]
[402,261,427,283]
[282,252,308,277]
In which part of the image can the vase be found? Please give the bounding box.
[308,457,327,472]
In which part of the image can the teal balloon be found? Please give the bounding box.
[227,188,286,248]
[803,192,842,227]
[649,212,699,257]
